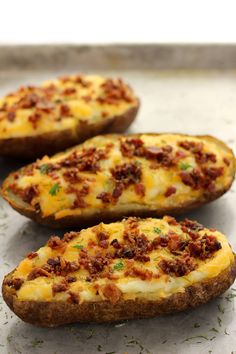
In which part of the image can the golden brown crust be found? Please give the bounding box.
[1,133,235,229]
[0,104,139,159]
[3,257,236,327]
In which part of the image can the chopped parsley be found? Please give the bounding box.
[72,244,84,250]
[217,304,225,314]
[179,162,192,170]
[113,261,124,271]
[194,323,200,328]
[49,183,60,196]
[39,164,50,174]
[210,327,219,333]
[153,227,161,234]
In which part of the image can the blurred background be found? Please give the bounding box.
[0,0,236,44]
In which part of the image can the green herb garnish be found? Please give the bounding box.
[194,323,200,328]
[210,327,219,333]
[179,162,192,170]
[39,164,50,174]
[97,344,102,352]
[72,244,84,250]
[49,183,60,196]
[153,227,161,234]
[217,316,222,327]
[113,261,124,271]
[217,304,225,314]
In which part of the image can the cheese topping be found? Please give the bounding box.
[6,217,234,303]
[0,75,138,139]
[3,134,235,220]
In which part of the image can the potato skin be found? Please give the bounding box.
[0,104,139,159]
[1,133,235,229]
[2,257,236,327]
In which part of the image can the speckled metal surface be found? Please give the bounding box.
[0,45,236,354]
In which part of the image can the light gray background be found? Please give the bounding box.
[0,47,236,354]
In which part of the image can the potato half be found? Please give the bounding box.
[1,133,235,228]
[0,75,139,158]
[2,216,236,327]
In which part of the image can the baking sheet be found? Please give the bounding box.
[0,45,236,354]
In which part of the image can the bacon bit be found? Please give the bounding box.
[47,236,66,251]
[110,239,121,249]
[145,145,173,167]
[36,99,55,112]
[99,240,109,248]
[63,168,82,184]
[74,76,91,87]
[52,280,69,295]
[167,233,180,252]
[18,93,39,109]
[159,256,196,277]
[60,104,71,116]
[98,79,133,105]
[99,283,122,304]
[202,166,224,179]
[28,113,41,129]
[68,291,79,304]
[63,231,78,242]
[120,138,144,157]
[152,235,168,248]
[164,216,178,225]
[62,87,76,95]
[223,157,230,166]
[180,219,204,232]
[135,183,145,197]
[7,111,16,122]
[125,266,153,280]
[27,251,38,259]
[176,150,187,159]
[188,234,222,260]
[60,147,107,172]
[164,186,176,197]
[5,278,24,290]
[112,183,124,199]
[67,184,89,209]
[179,140,203,153]
[22,185,39,204]
[96,192,112,203]
[65,276,77,283]
[180,166,223,191]
[27,267,51,280]
[46,257,80,276]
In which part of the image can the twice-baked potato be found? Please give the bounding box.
[2,216,236,327]
[1,133,235,229]
[0,75,139,158]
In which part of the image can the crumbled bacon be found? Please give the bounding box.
[52,280,69,295]
[63,231,78,242]
[167,233,180,252]
[60,104,71,116]
[135,183,145,197]
[65,276,77,283]
[120,138,144,158]
[180,166,223,191]
[63,168,82,184]
[7,111,16,122]
[164,216,178,225]
[223,157,230,166]
[125,266,153,280]
[27,251,38,259]
[178,140,203,153]
[67,184,89,208]
[111,163,141,185]
[17,93,39,109]
[96,192,112,203]
[36,99,55,113]
[99,283,122,304]
[45,256,80,276]
[28,113,41,129]
[27,267,51,280]
[159,256,196,277]
[110,238,121,249]
[188,234,222,260]
[164,186,176,197]
[62,87,76,95]
[22,185,39,204]
[60,147,107,172]
[97,79,133,105]
[112,183,124,199]
[47,236,66,251]
[5,277,24,290]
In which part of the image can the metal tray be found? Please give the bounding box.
[0,44,236,354]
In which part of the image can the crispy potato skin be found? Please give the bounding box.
[0,105,139,159]
[2,257,236,327]
[1,133,235,229]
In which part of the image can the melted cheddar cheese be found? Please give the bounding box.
[0,75,138,139]
[2,134,235,221]
[7,217,235,303]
